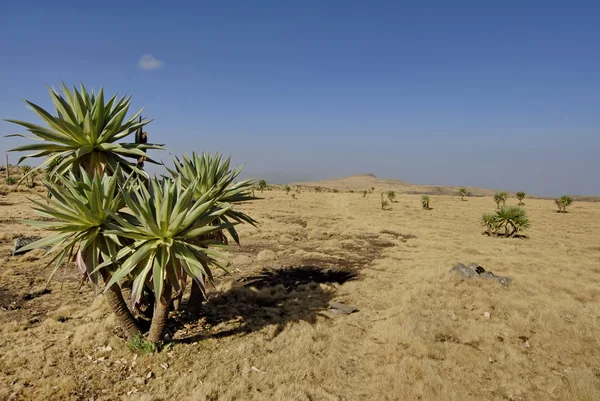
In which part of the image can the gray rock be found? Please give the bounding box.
[12,236,47,256]
[450,263,512,286]
[328,301,359,315]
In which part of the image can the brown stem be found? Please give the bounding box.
[100,270,141,339]
[171,287,184,311]
[148,284,172,344]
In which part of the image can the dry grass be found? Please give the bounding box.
[0,188,599,401]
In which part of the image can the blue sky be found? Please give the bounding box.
[1,1,599,196]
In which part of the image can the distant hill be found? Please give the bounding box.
[292,173,497,197]
[292,174,600,201]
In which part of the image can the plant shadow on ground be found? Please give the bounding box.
[481,232,529,240]
[173,265,359,343]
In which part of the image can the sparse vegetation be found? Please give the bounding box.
[494,191,508,208]
[481,206,530,237]
[555,195,573,213]
[458,187,467,201]
[380,193,390,210]
[314,186,322,193]
[2,84,599,401]
[362,190,368,198]
[285,185,291,194]
[258,179,267,192]
[5,177,17,185]
[516,191,526,205]
[126,334,157,355]
[1,175,599,400]
[421,195,430,210]
[387,190,395,202]
[20,165,35,187]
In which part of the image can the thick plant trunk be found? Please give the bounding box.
[148,284,172,343]
[100,270,141,339]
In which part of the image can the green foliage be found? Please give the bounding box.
[101,174,235,305]
[516,191,526,205]
[555,195,573,213]
[481,206,530,237]
[166,152,257,245]
[387,190,396,202]
[421,195,430,210]
[458,187,467,200]
[9,83,258,344]
[126,335,157,355]
[285,185,291,194]
[257,179,267,192]
[18,168,126,289]
[494,191,508,208]
[6,83,164,183]
[44,156,62,183]
[5,177,17,185]
[20,165,35,187]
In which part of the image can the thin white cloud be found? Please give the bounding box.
[138,54,165,71]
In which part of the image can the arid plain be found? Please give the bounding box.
[1,173,599,401]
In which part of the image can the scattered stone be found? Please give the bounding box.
[450,263,512,286]
[483,311,491,319]
[145,372,153,379]
[12,237,40,256]
[524,340,531,348]
[251,366,265,373]
[328,301,359,315]
[256,249,277,262]
[12,236,50,256]
[232,255,253,266]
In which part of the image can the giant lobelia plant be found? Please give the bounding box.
[166,152,257,313]
[5,83,163,181]
[7,84,258,344]
[481,206,530,238]
[6,84,164,338]
[18,168,142,337]
[99,174,237,343]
